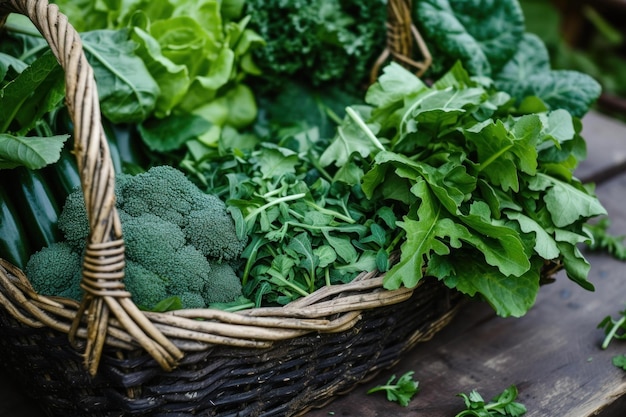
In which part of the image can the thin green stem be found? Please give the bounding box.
[244,193,306,223]
[345,107,385,152]
[602,315,626,349]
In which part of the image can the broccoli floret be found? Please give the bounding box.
[124,260,169,310]
[26,242,83,301]
[184,203,247,261]
[178,292,206,309]
[27,165,246,311]
[57,189,89,250]
[202,260,243,305]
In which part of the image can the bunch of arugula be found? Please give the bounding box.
[186,61,605,316]
[319,62,606,317]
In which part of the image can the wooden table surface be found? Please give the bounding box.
[1,110,625,416]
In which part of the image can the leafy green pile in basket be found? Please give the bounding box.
[185,61,606,317]
[46,0,263,153]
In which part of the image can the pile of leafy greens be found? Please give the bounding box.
[186,61,606,317]
[414,0,602,118]
[44,0,264,155]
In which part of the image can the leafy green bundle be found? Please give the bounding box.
[320,62,605,317]
[186,61,605,316]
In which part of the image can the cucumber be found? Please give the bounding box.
[7,167,62,254]
[0,184,32,269]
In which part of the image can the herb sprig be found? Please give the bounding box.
[366,371,420,407]
[456,385,527,417]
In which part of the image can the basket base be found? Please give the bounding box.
[0,277,463,417]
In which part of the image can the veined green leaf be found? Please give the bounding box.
[82,29,159,123]
[0,134,69,169]
[506,211,560,260]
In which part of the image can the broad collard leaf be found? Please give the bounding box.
[82,29,159,124]
[0,50,65,135]
[495,34,601,118]
[416,0,525,76]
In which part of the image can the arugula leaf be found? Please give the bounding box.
[456,385,527,417]
[599,306,626,349]
[612,355,626,371]
[367,371,419,407]
[586,218,626,260]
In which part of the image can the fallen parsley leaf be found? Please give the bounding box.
[366,371,419,407]
[456,385,527,417]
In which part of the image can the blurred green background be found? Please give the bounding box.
[521,0,626,118]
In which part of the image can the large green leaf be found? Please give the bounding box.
[0,133,70,169]
[0,50,65,135]
[415,0,525,75]
[82,29,160,123]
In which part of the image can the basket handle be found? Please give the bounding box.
[370,0,432,84]
[0,0,182,375]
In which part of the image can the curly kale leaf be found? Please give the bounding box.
[244,0,386,92]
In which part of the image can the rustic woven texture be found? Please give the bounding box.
[370,0,432,84]
[0,264,463,417]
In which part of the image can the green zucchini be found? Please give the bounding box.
[45,146,81,209]
[0,184,32,269]
[8,167,62,254]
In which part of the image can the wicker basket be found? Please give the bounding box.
[0,1,559,416]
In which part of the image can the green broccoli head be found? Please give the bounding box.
[26,242,83,301]
[202,260,243,305]
[184,202,247,261]
[57,189,89,250]
[124,260,169,310]
[117,165,203,225]
[29,165,245,311]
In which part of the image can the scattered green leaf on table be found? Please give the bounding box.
[455,385,527,417]
[366,371,419,407]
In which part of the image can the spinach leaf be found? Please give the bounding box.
[415,0,525,76]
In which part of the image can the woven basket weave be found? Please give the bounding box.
[0,1,559,416]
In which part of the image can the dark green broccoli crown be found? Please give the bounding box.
[124,260,169,309]
[57,190,89,249]
[202,260,243,305]
[26,242,83,301]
